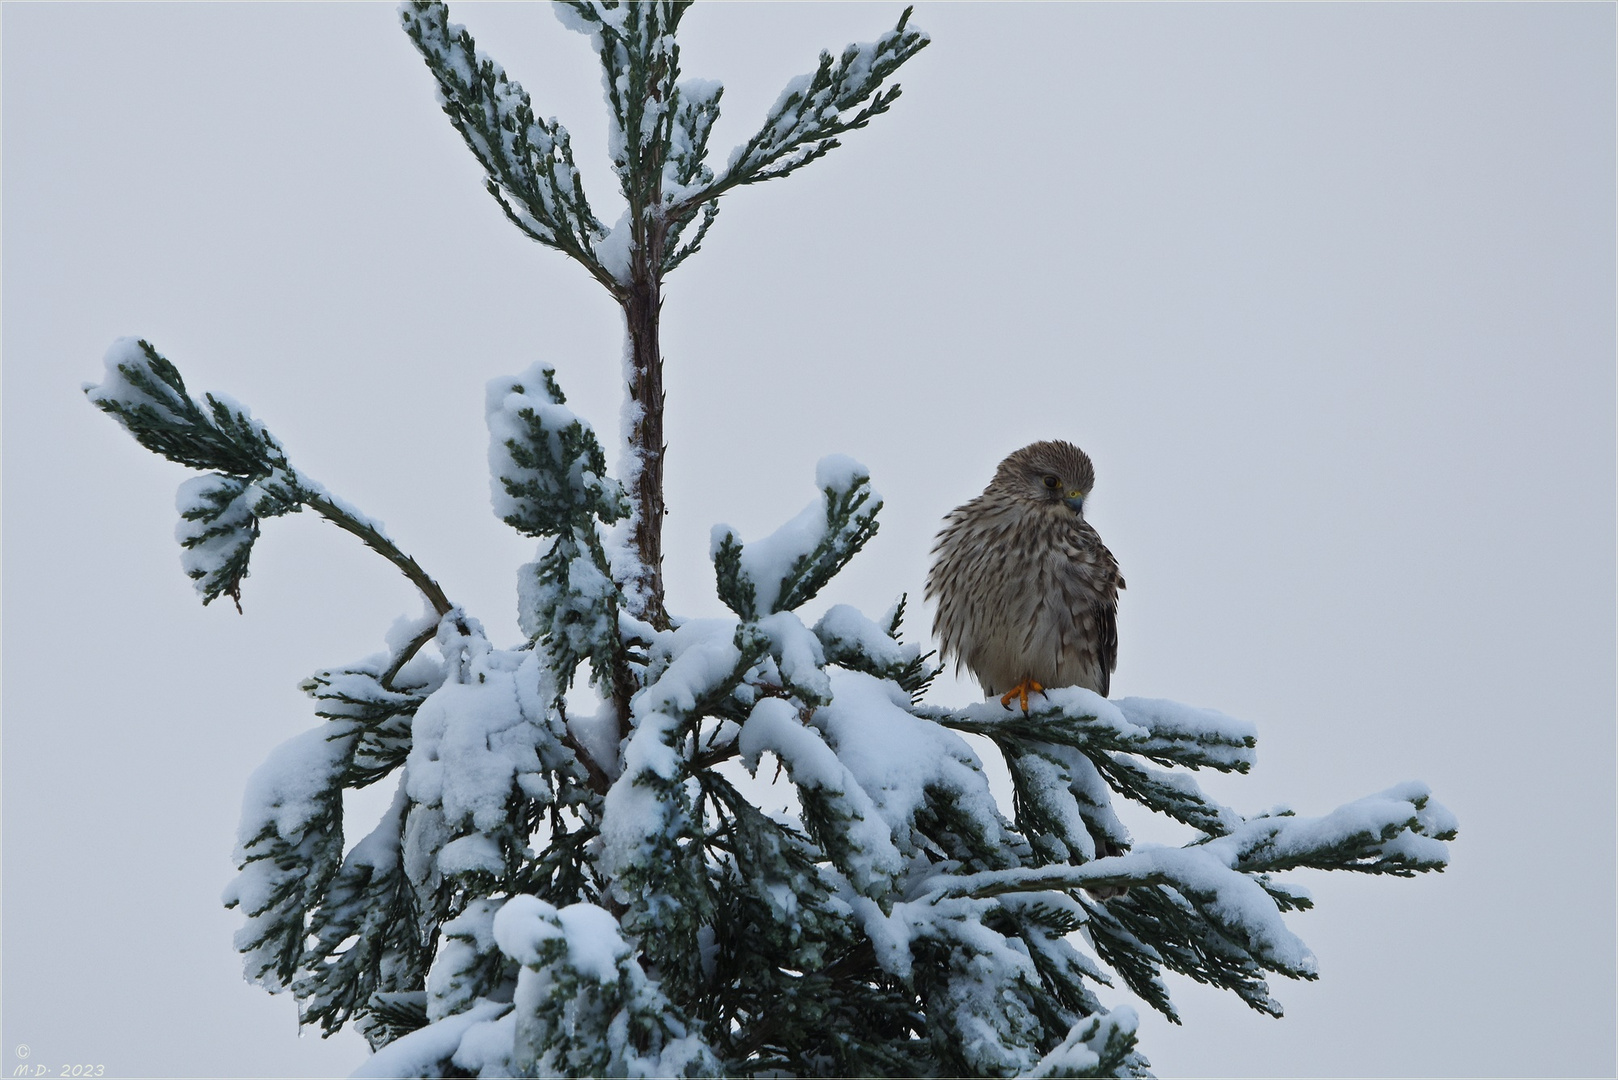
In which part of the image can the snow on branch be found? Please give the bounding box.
[739,696,905,898]
[295,781,429,1037]
[711,454,881,619]
[85,337,292,477]
[221,719,361,992]
[815,669,1012,871]
[400,2,616,291]
[677,6,930,206]
[936,688,1259,774]
[488,363,628,537]
[403,619,586,887]
[661,75,723,273]
[303,661,439,790]
[1025,1008,1142,1078]
[813,601,937,702]
[489,364,630,699]
[87,337,454,622]
[1213,781,1457,877]
[553,3,689,207]
[938,783,1452,904]
[351,998,511,1080]
[86,338,307,607]
[491,895,721,1076]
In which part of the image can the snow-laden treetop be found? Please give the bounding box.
[85,4,1455,1076]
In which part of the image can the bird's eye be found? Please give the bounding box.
[1042,475,1059,489]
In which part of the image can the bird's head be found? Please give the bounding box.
[994,440,1096,515]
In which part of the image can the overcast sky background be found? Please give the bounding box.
[4,3,1614,1077]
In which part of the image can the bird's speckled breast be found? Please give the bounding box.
[928,494,1122,698]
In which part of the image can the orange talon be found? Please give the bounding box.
[999,678,1045,713]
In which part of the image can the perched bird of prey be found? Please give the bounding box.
[927,440,1125,711]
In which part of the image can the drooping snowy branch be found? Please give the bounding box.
[87,338,306,607]
[739,695,906,898]
[221,720,361,992]
[936,688,1260,774]
[295,781,428,1038]
[86,338,454,623]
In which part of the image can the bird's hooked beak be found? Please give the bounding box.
[1065,490,1087,514]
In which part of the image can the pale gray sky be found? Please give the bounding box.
[4,3,1614,1077]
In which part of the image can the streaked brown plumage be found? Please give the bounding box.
[927,440,1125,707]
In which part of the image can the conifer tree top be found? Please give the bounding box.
[76,4,1469,1077]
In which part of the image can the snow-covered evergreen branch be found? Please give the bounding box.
[712,455,882,620]
[488,363,631,708]
[295,783,428,1037]
[85,338,454,626]
[400,2,616,292]
[672,6,930,209]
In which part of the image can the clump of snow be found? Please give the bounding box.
[450,1010,518,1078]
[1025,1008,1139,1078]
[385,604,445,658]
[756,611,830,702]
[814,669,1004,849]
[711,501,819,613]
[406,652,561,834]
[592,209,635,284]
[84,337,182,418]
[493,895,631,986]
[492,895,565,967]
[813,603,919,673]
[1114,696,1257,750]
[814,453,866,493]
[351,998,510,1079]
[437,833,506,877]
[559,903,631,983]
[428,898,504,1023]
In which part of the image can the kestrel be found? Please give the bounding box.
[927,440,1125,711]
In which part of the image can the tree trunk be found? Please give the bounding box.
[624,263,669,632]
